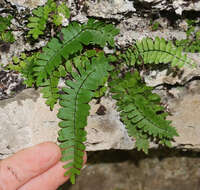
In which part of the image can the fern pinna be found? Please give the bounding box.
[27,0,70,39]
[32,19,119,109]
[57,54,112,184]
[120,37,195,68]
[109,71,178,154]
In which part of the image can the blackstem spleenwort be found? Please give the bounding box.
[27,0,70,39]
[10,19,195,184]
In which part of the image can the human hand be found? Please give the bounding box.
[0,142,87,190]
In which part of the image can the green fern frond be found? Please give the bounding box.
[0,15,15,43]
[6,53,39,87]
[40,71,60,110]
[65,51,109,99]
[57,54,112,184]
[120,37,195,68]
[27,0,70,39]
[27,1,53,39]
[40,64,70,110]
[41,50,108,110]
[33,19,119,87]
[109,71,178,154]
[53,2,70,26]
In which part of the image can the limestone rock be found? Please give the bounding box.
[0,89,133,159]
[0,71,25,100]
[0,89,59,159]
[7,0,47,9]
[86,0,135,20]
[1,78,200,159]
[137,0,200,14]
[142,53,200,87]
[169,91,200,150]
[116,17,186,47]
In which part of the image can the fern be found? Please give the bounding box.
[40,72,60,110]
[0,15,12,32]
[120,37,195,68]
[64,50,110,98]
[52,2,70,26]
[175,19,200,53]
[6,52,39,87]
[9,16,196,185]
[0,15,15,43]
[33,19,119,109]
[57,53,112,184]
[27,0,70,39]
[34,19,118,86]
[27,1,52,39]
[109,71,178,154]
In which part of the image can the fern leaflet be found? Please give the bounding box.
[27,0,53,39]
[32,19,118,109]
[40,71,60,110]
[27,0,70,39]
[109,71,178,153]
[120,37,195,68]
[57,54,112,184]
[33,19,119,86]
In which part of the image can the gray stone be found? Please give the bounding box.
[0,89,59,159]
[116,17,187,47]
[66,152,200,190]
[0,89,133,159]
[0,30,47,66]
[7,0,47,9]
[137,0,200,14]
[86,0,135,20]
[1,71,200,158]
[169,91,200,150]
[7,0,200,14]
[1,0,200,160]
[142,53,200,87]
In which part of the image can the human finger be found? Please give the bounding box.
[19,151,87,190]
[0,142,61,190]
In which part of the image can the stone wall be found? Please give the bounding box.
[1,0,200,159]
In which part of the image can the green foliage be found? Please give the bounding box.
[64,50,108,99]
[32,19,119,109]
[57,53,112,184]
[151,21,160,31]
[27,0,70,39]
[175,19,200,53]
[1,31,15,43]
[120,37,195,68]
[0,15,12,32]
[53,3,70,26]
[0,15,15,43]
[10,18,195,185]
[109,71,178,154]
[7,53,39,87]
[7,53,27,72]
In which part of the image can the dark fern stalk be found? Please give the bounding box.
[57,53,112,184]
